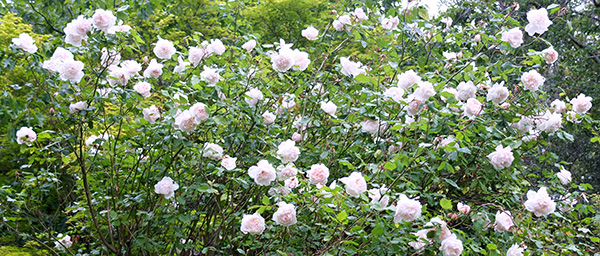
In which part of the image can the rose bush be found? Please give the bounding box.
[1,1,599,255]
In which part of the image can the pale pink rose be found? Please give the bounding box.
[302,26,319,40]
[190,102,209,122]
[443,52,458,61]
[43,47,74,72]
[200,66,221,85]
[338,14,352,25]
[291,132,302,142]
[242,39,257,51]
[521,70,544,91]
[107,20,131,34]
[382,16,400,30]
[560,198,577,213]
[550,99,566,113]
[463,98,484,118]
[360,119,380,134]
[486,82,509,104]
[143,105,161,124]
[524,187,556,217]
[332,20,344,31]
[240,213,265,235]
[494,210,514,232]
[351,8,368,21]
[280,93,296,109]
[413,81,436,101]
[320,101,337,117]
[100,48,121,68]
[405,98,421,115]
[535,110,562,132]
[143,59,163,78]
[394,194,422,222]
[439,234,463,256]
[262,111,276,125]
[512,116,534,133]
[133,82,152,97]
[340,57,365,77]
[441,17,453,28]
[221,155,237,170]
[557,168,571,185]
[397,71,422,89]
[153,38,176,60]
[542,47,558,64]
[507,244,525,256]
[457,202,470,214]
[173,56,189,74]
[248,160,277,186]
[439,136,459,152]
[339,172,367,197]
[277,140,300,163]
[570,94,592,114]
[188,46,208,66]
[284,176,299,189]
[63,15,91,46]
[277,164,298,180]
[16,127,37,145]
[501,27,524,48]
[107,66,129,86]
[54,234,73,251]
[525,8,552,36]
[368,186,389,209]
[91,9,116,33]
[273,202,297,226]
[291,49,311,71]
[173,110,197,132]
[69,101,88,114]
[409,229,431,251]
[12,33,37,53]
[384,87,405,101]
[566,110,581,123]
[307,163,329,185]
[426,217,452,241]
[501,102,510,109]
[271,47,295,72]
[203,143,223,160]
[172,93,189,107]
[120,60,142,77]
[457,81,477,101]
[154,177,179,199]
[207,39,226,55]
[58,59,85,83]
[474,34,482,42]
[487,145,514,170]
[245,88,263,106]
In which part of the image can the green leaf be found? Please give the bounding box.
[178,215,191,223]
[444,178,460,189]
[261,195,270,205]
[371,226,384,236]
[384,161,396,170]
[486,243,497,250]
[440,198,452,210]
[336,211,348,222]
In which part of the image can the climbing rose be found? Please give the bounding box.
[200,66,221,85]
[381,16,400,30]
[143,105,161,124]
[242,39,257,51]
[190,102,209,122]
[248,160,277,186]
[340,57,365,77]
[221,155,237,170]
[494,210,514,232]
[351,8,368,21]
[413,81,436,101]
[397,70,421,89]
[524,187,556,217]
[16,127,37,145]
[394,194,422,222]
[272,202,297,226]
[501,27,524,48]
[173,56,189,74]
[143,59,163,78]
[188,46,208,66]
[173,110,197,132]
[133,81,152,97]
[457,202,471,214]
[487,145,514,170]
[154,177,179,199]
[570,94,593,114]
[535,111,562,133]
[440,234,463,256]
[12,33,37,53]
[542,47,558,64]
[55,234,73,251]
[307,164,329,185]
[277,140,300,163]
[58,59,85,83]
[339,172,367,197]
[91,9,117,33]
[301,26,319,40]
[360,119,380,134]
[203,143,223,160]
[463,98,484,118]
[550,99,566,113]
[525,8,552,36]
[64,15,91,46]
[384,87,405,101]
[69,101,88,114]
[291,49,311,71]
[271,47,295,72]
[557,168,572,185]
[521,70,545,91]
[240,213,265,235]
[320,101,337,117]
[207,39,226,55]
[457,81,477,101]
[262,111,276,125]
[507,244,525,256]
[245,88,264,107]
[43,47,74,72]
[153,39,176,60]
[487,82,509,104]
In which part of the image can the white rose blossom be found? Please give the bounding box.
[154,177,179,199]
[487,145,514,170]
[16,127,37,145]
[339,172,367,198]
[272,202,297,226]
[301,26,319,40]
[525,8,553,36]
[12,33,37,53]
[524,187,556,217]
[240,213,265,235]
[153,38,176,60]
[501,27,524,48]
[248,160,277,186]
[394,194,422,222]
